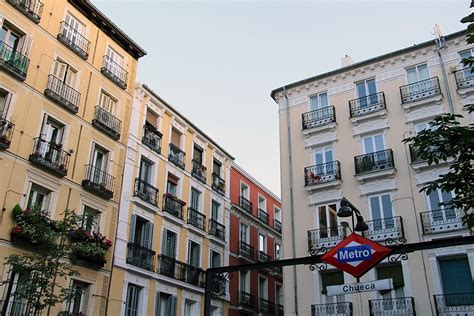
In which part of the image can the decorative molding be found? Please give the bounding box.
[415,166,450,185]
[308,188,342,206]
[359,178,397,196]
[405,102,444,123]
[304,129,337,148]
[352,117,389,136]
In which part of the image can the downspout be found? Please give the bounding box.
[436,36,455,114]
[283,87,299,315]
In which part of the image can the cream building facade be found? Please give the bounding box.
[272,30,474,315]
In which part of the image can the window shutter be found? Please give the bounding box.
[82,285,90,314]
[154,292,161,316]
[169,296,177,316]
[161,229,167,254]
[129,214,137,243]
[145,222,154,249]
[18,35,32,56]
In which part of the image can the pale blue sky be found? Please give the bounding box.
[96,0,467,196]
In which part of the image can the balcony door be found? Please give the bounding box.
[310,92,328,111]
[314,147,334,176]
[318,204,338,239]
[240,223,249,244]
[91,144,108,184]
[107,47,124,68]
[427,189,456,224]
[130,215,153,249]
[211,200,220,221]
[369,194,394,233]
[440,257,474,297]
[139,158,152,190]
[0,24,20,52]
[52,59,76,87]
[40,115,64,164]
[376,264,406,310]
[356,78,377,107]
[161,229,177,277]
[2,270,30,316]
[64,13,86,46]
[321,271,344,304]
[363,134,386,167]
[406,64,430,95]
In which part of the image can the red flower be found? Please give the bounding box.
[83,230,93,240]
[105,239,113,248]
[12,226,23,234]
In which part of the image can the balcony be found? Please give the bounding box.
[6,0,43,23]
[126,242,155,272]
[349,92,386,119]
[304,161,341,188]
[454,67,474,91]
[162,193,185,220]
[276,304,284,316]
[258,208,269,225]
[354,149,395,181]
[92,106,121,140]
[142,123,162,154]
[156,255,205,287]
[187,207,206,231]
[168,143,185,170]
[400,77,441,105]
[239,196,253,214]
[308,226,346,251]
[209,219,225,241]
[239,241,254,261]
[82,164,115,199]
[258,251,271,262]
[0,118,14,150]
[420,208,464,234]
[44,74,80,113]
[312,302,353,316]
[434,293,474,315]
[29,138,70,177]
[0,41,30,81]
[191,159,206,184]
[101,55,128,89]
[57,21,90,60]
[302,105,336,131]
[274,219,282,233]
[211,173,226,196]
[369,297,415,316]
[133,178,159,208]
[259,298,274,314]
[363,216,404,242]
[239,291,256,310]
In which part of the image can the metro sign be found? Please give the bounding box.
[321,233,391,278]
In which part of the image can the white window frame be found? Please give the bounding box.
[240,223,249,243]
[309,91,328,111]
[258,194,266,212]
[240,181,250,199]
[258,233,266,253]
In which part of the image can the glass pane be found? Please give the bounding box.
[381,194,393,218]
[441,190,453,205]
[310,95,319,111]
[319,206,328,236]
[428,190,441,211]
[319,93,328,108]
[418,64,429,80]
[364,137,374,154]
[407,68,418,83]
[315,151,323,165]
[370,197,382,220]
[367,79,377,95]
[374,135,384,151]
[357,82,367,98]
[325,148,333,163]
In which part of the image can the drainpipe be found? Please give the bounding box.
[283,87,299,315]
[435,36,455,114]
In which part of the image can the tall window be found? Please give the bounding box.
[376,264,405,300]
[274,207,281,221]
[427,189,455,222]
[310,92,328,111]
[41,115,64,144]
[0,21,31,56]
[259,277,268,299]
[369,194,393,230]
[162,229,177,258]
[240,183,249,198]
[130,215,153,249]
[184,300,196,316]
[91,143,108,172]
[68,280,90,315]
[2,269,30,315]
[240,223,249,243]
[211,200,220,221]
[27,183,51,211]
[106,46,124,68]
[406,64,429,83]
[155,292,177,316]
[146,108,159,129]
[0,89,11,118]
[210,250,221,268]
[139,158,152,183]
[314,146,334,176]
[276,284,283,305]
[81,205,100,233]
[187,240,200,267]
[166,174,179,197]
[98,90,116,113]
[439,257,474,295]
[357,78,377,98]
[193,145,203,164]
[213,159,221,176]
[64,13,86,45]
[170,128,181,148]
[460,50,474,80]
[125,284,141,316]
[275,244,281,260]
[240,271,249,293]
[190,187,200,211]
[363,134,385,154]
[321,271,345,303]
[52,59,77,87]
[258,234,266,253]
[258,195,266,211]
[318,204,338,237]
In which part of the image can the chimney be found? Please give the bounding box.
[433,24,444,39]
[341,54,354,67]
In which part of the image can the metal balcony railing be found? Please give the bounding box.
[362,216,404,242]
[133,178,159,207]
[82,164,115,199]
[369,297,415,316]
[259,298,274,313]
[212,173,226,195]
[434,293,474,315]
[209,219,225,241]
[57,21,90,59]
[349,92,386,118]
[304,161,341,186]
[239,196,253,213]
[302,105,336,130]
[274,219,282,233]
[0,299,36,316]
[142,124,162,154]
[156,255,205,287]
[312,302,353,316]
[258,208,269,225]
[454,67,474,90]
[0,118,14,150]
[400,77,441,104]
[187,207,206,231]
[44,74,80,113]
[101,55,128,89]
[191,159,206,183]
[162,193,185,220]
[276,304,284,316]
[308,226,346,251]
[239,241,254,261]
[239,291,256,309]
[126,242,156,272]
[168,143,185,169]
[0,41,30,80]
[92,106,121,140]
[420,208,464,234]
[6,0,43,23]
[354,149,395,175]
[29,138,70,177]
[258,251,271,262]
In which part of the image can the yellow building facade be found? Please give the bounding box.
[0,0,145,315]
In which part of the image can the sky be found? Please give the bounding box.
[95,0,468,196]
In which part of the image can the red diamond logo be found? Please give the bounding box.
[321,233,391,278]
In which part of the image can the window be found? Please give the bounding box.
[193,145,203,164]
[439,257,474,295]
[258,234,266,253]
[310,92,328,111]
[139,158,152,183]
[107,46,124,67]
[318,204,338,238]
[376,264,405,299]
[356,78,378,107]
[146,108,159,129]
[0,21,30,56]
[259,277,268,299]
[91,143,108,172]
[64,13,86,45]
[2,269,30,315]
[162,229,177,258]
[187,240,200,267]
[276,284,283,305]
[0,89,12,118]
[407,64,429,84]
[27,183,51,212]
[166,174,178,197]
[211,200,220,221]
[184,300,196,316]
[240,183,249,199]
[459,50,474,81]
[155,292,177,316]
[240,271,249,292]
[67,280,90,315]
[427,189,456,222]
[210,250,221,268]
[213,159,221,176]
[98,90,116,113]
[170,128,181,148]
[321,271,344,303]
[240,223,249,243]
[190,187,200,211]
[81,205,100,233]
[314,146,334,176]
[363,134,385,154]
[52,59,77,87]
[274,207,281,221]
[275,244,281,260]
[130,215,153,249]
[125,284,141,316]
[369,194,394,230]
[258,195,266,211]
[460,49,474,62]
[40,115,64,144]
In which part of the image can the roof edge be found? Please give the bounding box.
[232,162,281,203]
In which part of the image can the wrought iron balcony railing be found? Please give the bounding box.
[29,138,70,177]
[156,255,205,287]
[304,161,341,186]
[258,251,271,262]
[354,149,394,175]
[101,55,128,89]
[92,106,121,140]
[142,124,162,154]
[302,105,336,130]
[168,143,185,170]
[212,173,226,195]
[162,193,185,220]
[369,297,415,316]
[420,208,464,234]
[126,242,155,272]
[274,219,282,233]
[133,178,159,207]
[308,226,346,251]
[209,219,225,241]
[57,21,90,60]
[239,240,255,261]
[191,159,207,183]
[239,196,253,214]
[6,0,43,23]
[188,207,206,231]
[276,304,284,316]
[44,74,80,113]
[454,67,474,90]
[434,293,474,315]
[362,216,404,242]
[0,118,14,150]
[258,208,269,225]
[239,291,256,309]
[400,77,441,104]
[312,302,353,316]
[0,41,30,80]
[259,298,274,313]
[82,164,115,199]
[349,92,386,118]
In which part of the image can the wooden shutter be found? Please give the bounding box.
[146,110,158,129]
[144,222,154,249]
[52,60,67,80]
[129,214,137,243]
[18,35,32,56]
[171,129,180,147]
